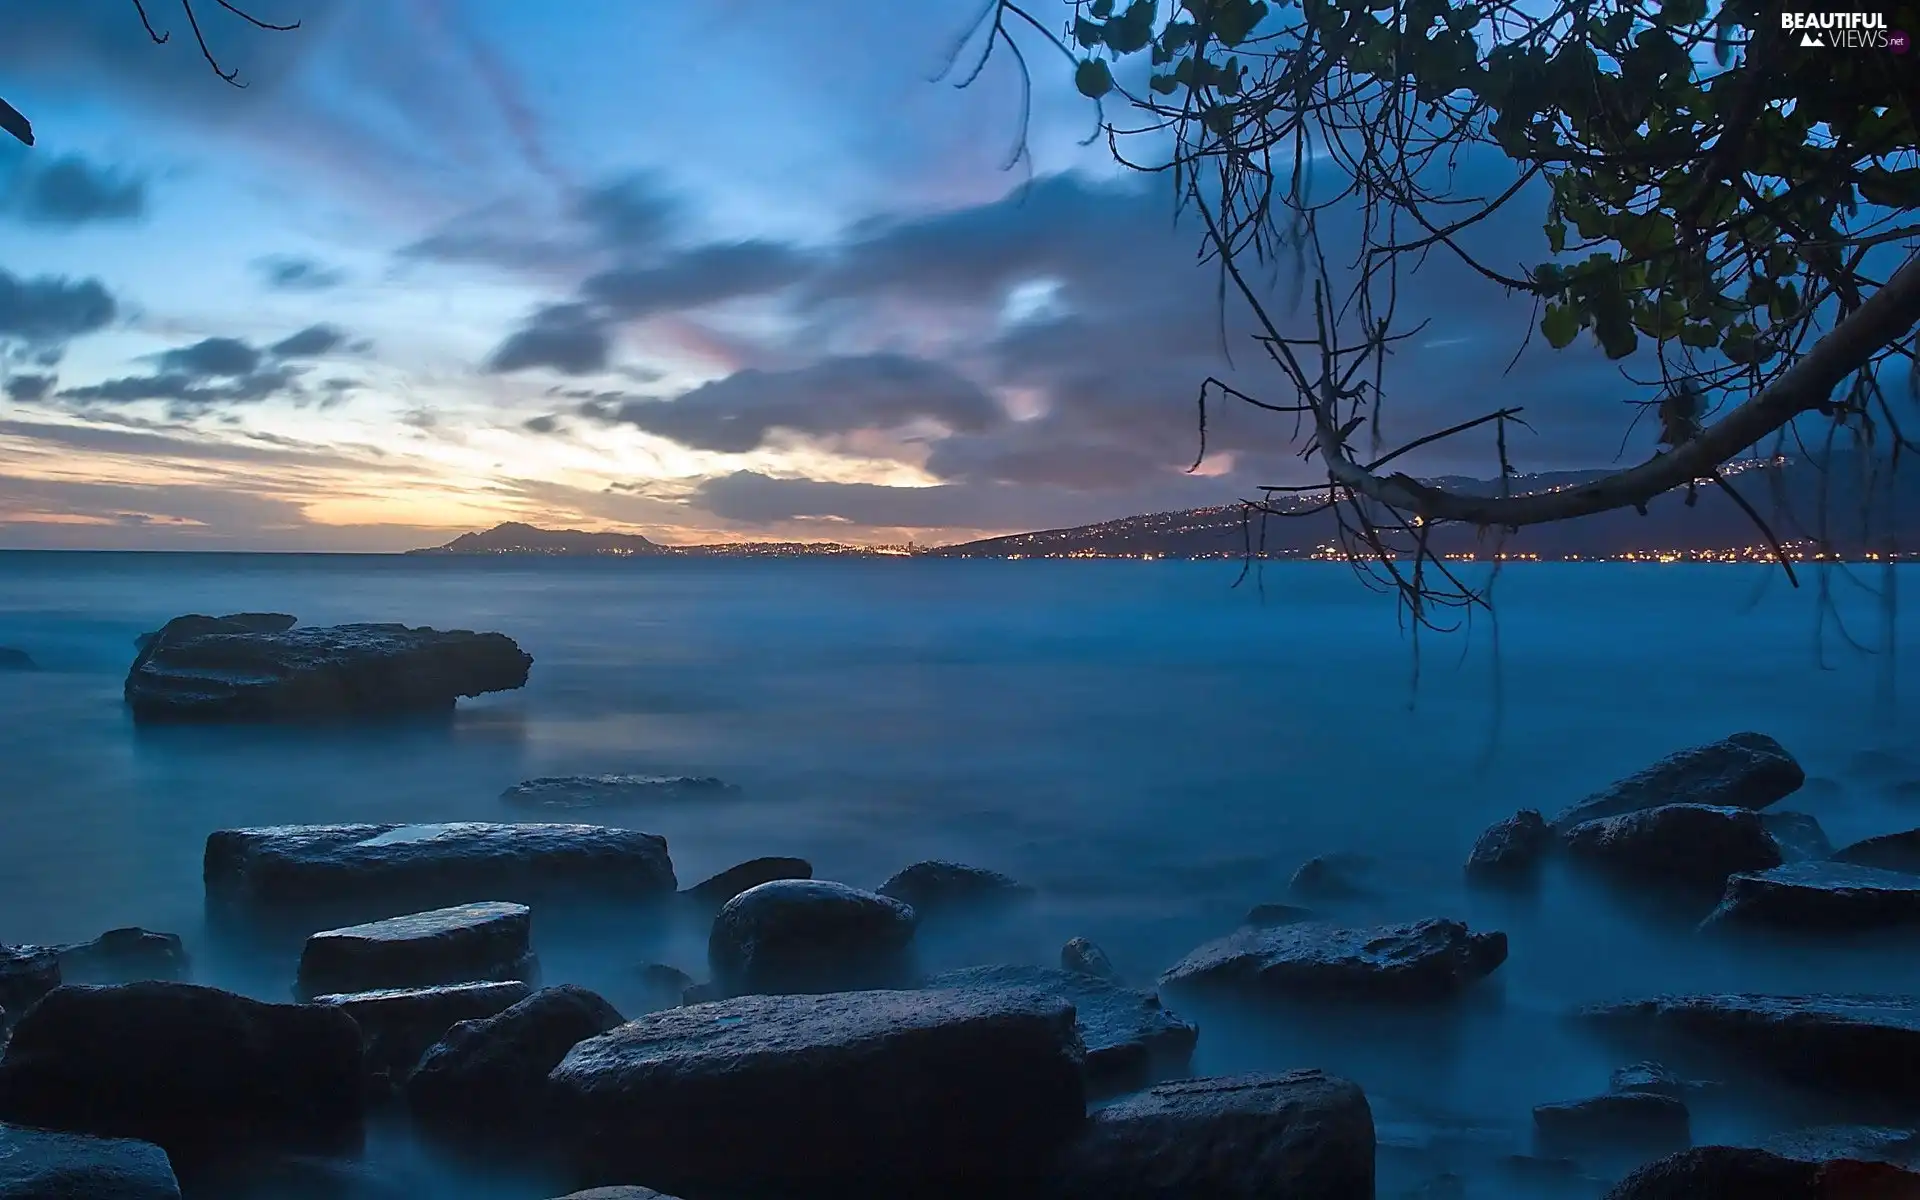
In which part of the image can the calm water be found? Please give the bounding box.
[2,553,1918,1197]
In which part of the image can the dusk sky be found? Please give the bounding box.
[0,0,1644,551]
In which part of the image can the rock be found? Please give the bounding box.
[680,856,812,909]
[1561,804,1782,889]
[1244,902,1318,927]
[1701,861,1920,932]
[1532,1091,1690,1157]
[1609,1061,1687,1100]
[501,775,737,810]
[296,902,536,999]
[204,822,677,912]
[133,612,296,652]
[1289,853,1375,901]
[708,879,917,995]
[311,981,531,1087]
[1601,1145,1920,1199]
[0,1123,181,1199]
[0,947,58,1018]
[636,964,694,1007]
[124,617,531,722]
[547,988,1086,1194]
[0,982,363,1158]
[1061,936,1117,980]
[1044,1070,1374,1200]
[0,648,35,672]
[679,981,724,1005]
[1576,993,1920,1103]
[550,1191,682,1200]
[1549,733,1805,832]
[1763,1125,1920,1166]
[1833,829,1920,874]
[1761,810,1834,863]
[1161,918,1508,1002]
[1464,809,1553,884]
[56,928,189,984]
[924,964,1197,1094]
[876,860,1033,914]
[405,985,624,1127]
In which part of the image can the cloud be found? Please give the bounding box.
[156,337,263,378]
[0,268,117,348]
[61,365,301,408]
[484,303,609,375]
[270,323,349,358]
[254,255,346,292]
[399,172,684,271]
[580,240,816,319]
[522,413,562,434]
[595,354,1004,453]
[0,151,147,225]
[4,374,54,402]
[52,322,364,413]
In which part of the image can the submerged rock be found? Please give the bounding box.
[311,981,531,1088]
[1833,828,1920,874]
[1045,1070,1375,1200]
[500,775,736,810]
[1576,993,1920,1103]
[56,928,189,985]
[708,879,917,995]
[125,617,531,722]
[1061,936,1117,980]
[1549,733,1804,832]
[1702,861,1920,932]
[546,988,1086,1194]
[1601,1145,1920,1199]
[0,947,59,1018]
[924,964,1197,1094]
[0,1123,181,1199]
[296,902,535,999]
[204,822,676,911]
[0,982,363,1158]
[876,860,1033,914]
[1532,1091,1690,1157]
[1762,810,1834,863]
[0,648,35,672]
[1290,853,1375,901]
[1561,804,1782,889]
[1161,918,1507,1002]
[1244,902,1318,927]
[406,985,624,1128]
[680,856,812,909]
[636,963,695,1009]
[1464,810,1553,884]
[133,612,295,652]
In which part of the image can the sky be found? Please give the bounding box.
[0,0,1650,551]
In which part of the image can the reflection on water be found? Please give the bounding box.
[2,553,1918,1197]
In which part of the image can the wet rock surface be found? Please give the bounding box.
[133,613,295,652]
[875,860,1032,913]
[1576,993,1920,1102]
[1702,861,1920,932]
[1833,828,1920,874]
[1244,902,1318,927]
[546,987,1086,1194]
[0,1122,181,1199]
[680,856,812,909]
[1608,1061,1688,1100]
[1761,810,1834,862]
[500,775,736,810]
[1060,936,1117,979]
[1762,1125,1920,1166]
[0,982,363,1160]
[1045,1070,1375,1200]
[125,617,532,722]
[1561,804,1782,889]
[1290,853,1376,901]
[405,985,624,1127]
[1464,809,1553,884]
[0,947,58,1018]
[1532,1091,1691,1157]
[296,902,535,998]
[707,879,917,994]
[1548,733,1805,832]
[54,927,190,984]
[1161,918,1508,1002]
[1601,1145,1920,1199]
[924,964,1197,1094]
[311,981,531,1087]
[204,822,677,912]
[549,1190,682,1200]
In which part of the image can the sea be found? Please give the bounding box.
[2,551,1918,1198]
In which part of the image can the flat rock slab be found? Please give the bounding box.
[1602,1145,1920,1199]
[551,1190,682,1200]
[312,981,532,1085]
[1161,918,1508,1002]
[502,775,737,810]
[134,612,294,652]
[1045,1070,1375,1200]
[0,947,58,1018]
[1834,829,1920,874]
[0,982,363,1159]
[297,902,535,998]
[0,1123,181,1199]
[1763,1125,1920,1166]
[681,857,812,910]
[1549,733,1804,832]
[406,985,625,1126]
[204,822,677,910]
[1576,993,1920,1103]
[876,860,1033,914]
[924,965,1197,1094]
[1562,804,1782,888]
[125,617,532,722]
[708,879,917,994]
[547,988,1086,1193]
[1702,861,1920,932]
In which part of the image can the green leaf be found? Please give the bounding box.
[1149,72,1180,95]
[1104,0,1157,53]
[1677,322,1721,349]
[1541,302,1580,349]
[1091,0,1115,16]
[1075,58,1116,99]
[1074,17,1105,48]
[1545,220,1566,253]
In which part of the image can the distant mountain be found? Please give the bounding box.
[410,522,661,556]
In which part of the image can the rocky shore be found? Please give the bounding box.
[1,731,1919,1198]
